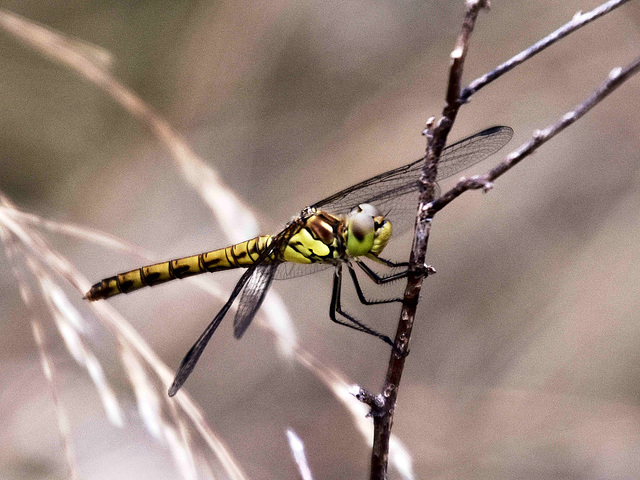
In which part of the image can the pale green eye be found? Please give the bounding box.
[350,211,374,239]
[346,211,375,256]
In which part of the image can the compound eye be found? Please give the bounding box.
[349,211,374,240]
[350,203,380,217]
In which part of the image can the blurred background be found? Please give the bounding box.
[1,0,640,478]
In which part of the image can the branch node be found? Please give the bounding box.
[351,385,386,416]
[532,129,545,140]
[382,384,396,399]
[506,151,520,162]
[450,47,463,60]
[350,384,371,402]
[436,116,452,131]
[481,181,494,193]
[467,0,490,9]
[462,175,493,191]
[609,66,623,79]
[409,262,436,276]
[422,117,436,138]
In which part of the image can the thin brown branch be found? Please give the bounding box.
[370,2,490,478]
[430,56,640,214]
[443,0,491,121]
[426,0,491,168]
[460,0,632,102]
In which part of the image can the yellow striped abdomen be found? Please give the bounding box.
[85,235,274,301]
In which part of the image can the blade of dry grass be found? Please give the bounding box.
[0,225,81,480]
[286,429,314,480]
[0,4,297,361]
[0,196,249,480]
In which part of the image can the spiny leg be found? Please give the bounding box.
[355,259,409,284]
[346,262,404,305]
[356,258,436,284]
[374,256,409,269]
[377,256,437,276]
[329,265,396,349]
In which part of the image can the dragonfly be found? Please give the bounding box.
[85,125,513,396]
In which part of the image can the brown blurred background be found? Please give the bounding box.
[1,1,640,478]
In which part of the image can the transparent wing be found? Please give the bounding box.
[312,126,513,236]
[169,227,294,395]
[169,266,255,395]
[233,262,279,339]
[274,261,333,280]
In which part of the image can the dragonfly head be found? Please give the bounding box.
[345,203,392,257]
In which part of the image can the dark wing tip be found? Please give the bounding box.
[168,356,194,397]
[168,379,182,397]
[483,125,514,143]
[168,345,200,397]
[469,126,514,147]
[482,125,513,136]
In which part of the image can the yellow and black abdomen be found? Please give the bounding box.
[85,235,274,301]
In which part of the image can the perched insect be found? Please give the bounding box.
[85,126,513,395]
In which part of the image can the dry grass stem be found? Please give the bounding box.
[285,429,314,480]
[0,195,248,479]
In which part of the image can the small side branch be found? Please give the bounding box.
[430,56,640,215]
[461,0,632,102]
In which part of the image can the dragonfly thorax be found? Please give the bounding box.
[279,204,392,266]
[345,203,392,259]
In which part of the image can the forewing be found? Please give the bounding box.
[233,263,278,339]
[312,126,513,236]
[435,126,513,181]
[274,261,333,280]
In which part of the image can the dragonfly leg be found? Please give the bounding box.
[358,258,436,283]
[330,265,396,349]
[374,257,409,268]
[355,259,409,284]
[346,262,403,305]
